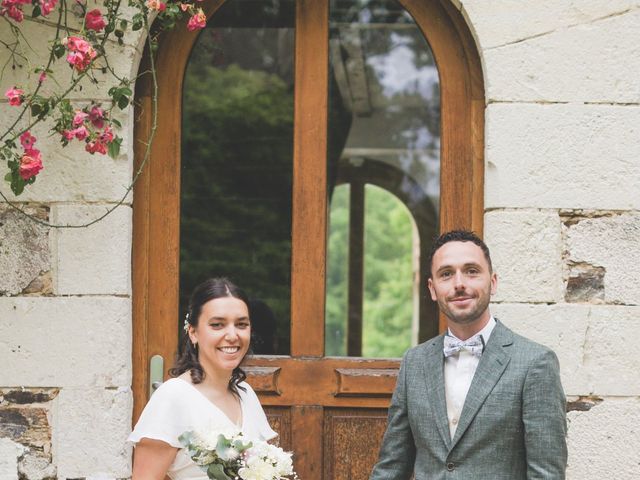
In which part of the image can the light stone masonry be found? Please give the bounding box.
[0,205,50,296]
[485,209,563,303]
[0,437,25,480]
[492,303,640,396]
[485,104,640,209]
[481,7,640,103]
[0,296,131,387]
[565,213,640,305]
[52,204,132,295]
[54,387,132,478]
[461,0,640,49]
[566,397,640,479]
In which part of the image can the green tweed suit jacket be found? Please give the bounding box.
[370,320,567,480]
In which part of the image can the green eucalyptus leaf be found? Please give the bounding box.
[207,463,233,480]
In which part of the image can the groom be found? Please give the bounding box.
[370,230,567,479]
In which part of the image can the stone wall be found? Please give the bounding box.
[1,0,639,478]
[471,0,640,477]
[0,2,140,476]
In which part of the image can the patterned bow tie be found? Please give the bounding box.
[443,334,485,357]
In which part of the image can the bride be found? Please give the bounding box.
[128,278,277,479]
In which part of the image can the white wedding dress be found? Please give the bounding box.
[128,377,277,479]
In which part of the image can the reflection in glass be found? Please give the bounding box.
[326,0,440,357]
[180,0,295,355]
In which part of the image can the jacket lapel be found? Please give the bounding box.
[449,321,513,449]
[420,335,451,449]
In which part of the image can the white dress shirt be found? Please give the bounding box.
[444,316,496,439]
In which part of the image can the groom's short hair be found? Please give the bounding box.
[427,230,493,278]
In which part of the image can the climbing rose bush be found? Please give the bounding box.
[1,0,209,196]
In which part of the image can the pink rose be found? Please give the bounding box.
[62,130,75,141]
[72,110,88,127]
[5,86,24,106]
[66,49,96,71]
[19,150,43,180]
[38,71,47,83]
[146,0,166,12]
[85,140,107,155]
[2,5,24,22]
[19,131,36,149]
[72,125,89,140]
[99,126,114,144]
[88,105,105,128]
[85,9,106,31]
[64,36,91,53]
[187,9,206,31]
[39,0,57,16]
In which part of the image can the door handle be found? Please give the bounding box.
[149,354,164,397]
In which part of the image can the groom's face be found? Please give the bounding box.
[427,241,497,327]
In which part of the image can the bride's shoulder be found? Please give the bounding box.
[153,376,191,399]
[238,381,259,401]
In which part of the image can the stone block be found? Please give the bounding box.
[54,387,132,478]
[565,213,640,305]
[462,0,640,49]
[0,205,50,296]
[482,7,640,103]
[0,387,58,479]
[53,204,132,295]
[0,437,25,480]
[0,296,131,387]
[485,104,640,209]
[485,209,563,303]
[566,397,640,479]
[492,303,640,396]
[565,262,605,304]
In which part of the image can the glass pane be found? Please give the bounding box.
[362,185,415,357]
[326,0,440,357]
[325,184,350,356]
[181,0,295,355]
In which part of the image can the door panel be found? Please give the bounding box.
[323,408,388,480]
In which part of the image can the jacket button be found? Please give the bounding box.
[446,462,455,471]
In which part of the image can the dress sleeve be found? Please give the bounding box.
[127,379,190,448]
[242,383,278,442]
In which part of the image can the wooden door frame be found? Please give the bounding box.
[132,0,484,472]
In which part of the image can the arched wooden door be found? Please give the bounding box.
[132,0,484,478]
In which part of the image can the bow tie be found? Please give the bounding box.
[443,334,485,357]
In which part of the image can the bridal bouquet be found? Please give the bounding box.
[179,427,298,480]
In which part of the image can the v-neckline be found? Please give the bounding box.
[176,377,244,429]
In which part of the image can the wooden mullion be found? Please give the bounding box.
[347,181,365,357]
[290,0,329,357]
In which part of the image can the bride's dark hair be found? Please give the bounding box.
[169,277,250,396]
